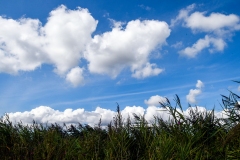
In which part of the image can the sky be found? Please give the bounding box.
[0,0,240,126]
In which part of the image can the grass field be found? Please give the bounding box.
[0,82,240,159]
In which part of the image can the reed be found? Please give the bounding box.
[0,81,240,159]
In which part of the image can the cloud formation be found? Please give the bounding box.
[66,67,85,87]
[6,104,228,127]
[85,19,170,79]
[186,80,204,104]
[0,5,170,86]
[179,35,225,58]
[144,95,166,106]
[172,4,240,58]
[0,5,97,84]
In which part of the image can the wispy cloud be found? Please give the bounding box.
[50,84,194,107]
[138,4,151,11]
[171,41,183,49]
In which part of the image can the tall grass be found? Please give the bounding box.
[0,81,240,159]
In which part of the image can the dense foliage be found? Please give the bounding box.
[0,82,240,159]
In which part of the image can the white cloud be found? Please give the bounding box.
[4,105,172,126]
[122,106,145,119]
[44,5,97,75]
[108,18,126,29]
[186,89,201,104]
[185,12,240,33]
[186,80,204,104]
[144,95,166,106]
[0,5,171,86]
[132,63,164,79]
[85,19,170,78]
[6,105,230,127]
[180,35,226,57]
[0,17,45,74]
[171,41,183,49]
[172,4,240,32]
[7,106,115,126]
[172,4,240,58]
[0,5,97,86]
[196,80,204,88]
[66,67,85,87]
[145,106,171,122]
[170,4,196,27]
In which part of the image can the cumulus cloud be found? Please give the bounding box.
[186,80,204,104]
[85,19,170,78]
[184,12,240,33]
[5,105,172,126]
[0,17,45,74]
[121,106,145,119]
[7,106,115,126]
[5,105,144,126]
[172,4,240,58]
[66,67,85,87]
[180,35,225,57]
[144,95,166,106]
[6,105,229,127]
[4,92,232,127]
[172,4,240,33]
[132,63,164,79]
[0,5,171,86]
[0,5,97,86]
[44,5,97,75]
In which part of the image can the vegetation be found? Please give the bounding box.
[0,81,240,159]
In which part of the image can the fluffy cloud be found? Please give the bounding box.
[173,4,240,58]
[172,4,240,32]
[0,17,45,74]
[0,5,97,85]
[4,92,232,127]
[144,95,166,106]
[184,12,240,32]
[6,105,229,127]
[4,105,172,126]
[180,35,225,57]
[186,80,204,104]
[66,67,85,87]
[44,5,97,75]
[121,106,145,119]
[85,19,170,78]
[7,106,114,126]
[132,63,164,79]
[0,5,171,86]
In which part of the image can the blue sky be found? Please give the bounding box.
[0,0,240,125]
